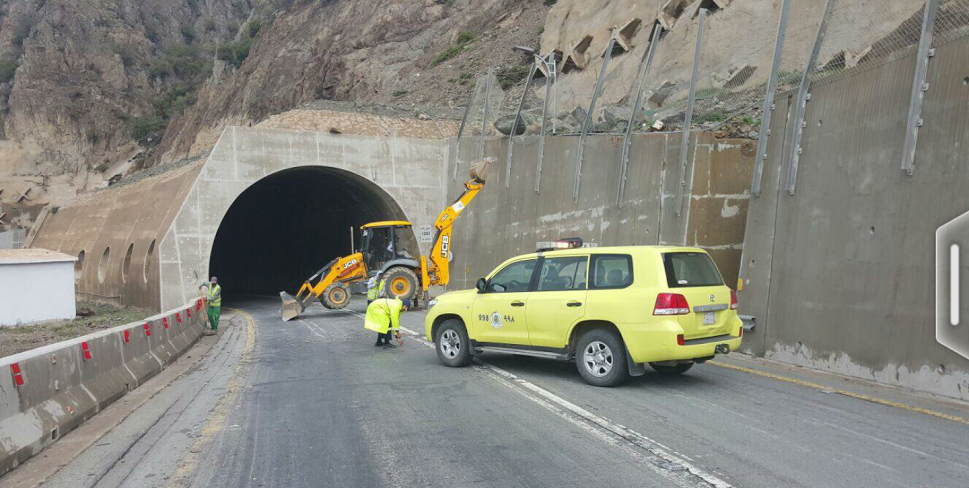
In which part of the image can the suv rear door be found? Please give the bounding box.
[661,251,732,339]
[526,255,589,348]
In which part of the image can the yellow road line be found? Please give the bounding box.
[709,360,969,426]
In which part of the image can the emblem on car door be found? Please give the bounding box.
[490,312,503,328]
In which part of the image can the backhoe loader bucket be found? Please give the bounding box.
[469,158,494,183]
[280,291,305,321]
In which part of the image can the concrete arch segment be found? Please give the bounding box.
[159,127,447,310]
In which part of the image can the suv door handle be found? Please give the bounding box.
[567,301,583,307]
[511,301,525,307]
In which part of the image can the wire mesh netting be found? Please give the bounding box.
[935,0,969,45]
[459,70,505,143]
[453,0,969,144]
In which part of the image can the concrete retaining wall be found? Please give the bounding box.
[737,35,969,399]
[0,300,208,476]
[446,132,754,290]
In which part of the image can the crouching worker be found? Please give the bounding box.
[364,297,409,348]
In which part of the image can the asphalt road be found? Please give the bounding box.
[28,295,969,488]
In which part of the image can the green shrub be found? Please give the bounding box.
[129,115,168,141]
[431,31,474,67]
[246,20,262,39]
[181,25,197,43]
[392,89,409,97]
[13,14,36,47]
[152,45,211,79]
[544,0,557,5]
[217,37,253,68]
[497,65,530,89]
[0,59,18,84]
[217,21,261,69]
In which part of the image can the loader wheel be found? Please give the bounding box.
[383,266,419,302]
[321,283,351,310]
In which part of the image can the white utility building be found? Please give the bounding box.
[0,249,77,327]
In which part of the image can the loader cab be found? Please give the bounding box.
[359,221,415,272]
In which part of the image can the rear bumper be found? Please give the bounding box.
[622,317,743,364]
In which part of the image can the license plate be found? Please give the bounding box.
[703,312,716,325]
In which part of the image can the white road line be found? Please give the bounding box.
[352,318,735,488]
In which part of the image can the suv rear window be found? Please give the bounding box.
[663,252,723,288]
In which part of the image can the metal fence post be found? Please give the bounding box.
[618,23,663,206]
[453,79,477,180]
[902,0,939,176]
[506,62,539,188]
[674,9,706,217]
[785,0,834,195]
[574,37,617,201]
[751,0,792,197]
[536,54,556,193]
[480,68,494,160]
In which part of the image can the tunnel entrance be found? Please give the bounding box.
[209,166,415,299]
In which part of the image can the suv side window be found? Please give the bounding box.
[591,255,633,289]
[537,256,588,291]
[487,259,537,293]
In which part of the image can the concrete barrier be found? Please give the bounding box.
[0,299,208,476]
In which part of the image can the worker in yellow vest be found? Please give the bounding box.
[203,276,222,333]
[365,298,409,348]
[366,273,386,304]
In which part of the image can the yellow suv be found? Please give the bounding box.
[424,241,743,386]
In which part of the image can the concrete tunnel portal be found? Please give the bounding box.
[208,166,417,299]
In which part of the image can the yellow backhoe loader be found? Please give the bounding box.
[279,159,492,321]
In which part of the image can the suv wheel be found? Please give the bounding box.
[435,319,472,367]
[575,329,629,387]
[649,362,694,375]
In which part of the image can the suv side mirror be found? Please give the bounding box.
[476,278,487,293]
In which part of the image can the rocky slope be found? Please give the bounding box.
[154,0,547,163]
[0,0,257,218]
[0,0,947,233]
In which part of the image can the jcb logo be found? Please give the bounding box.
[441,236,449,258]
[342,259,358,269]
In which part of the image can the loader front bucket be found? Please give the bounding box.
[280,291,305,321]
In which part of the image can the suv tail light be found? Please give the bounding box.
[730,289,738,310]
[677,334,685,346]
[654,293,690,315]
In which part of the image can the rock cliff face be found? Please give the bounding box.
[0,0,944,233]
[154,0,543,163]
[0,0,253,214]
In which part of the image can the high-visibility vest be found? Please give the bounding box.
[367,279,386,301]
[208,284,222,307]
[364,298,403,334]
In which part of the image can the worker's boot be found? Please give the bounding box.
[381,342,397,348]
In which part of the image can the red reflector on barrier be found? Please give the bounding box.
[10,364,24,387]
[81,342,92,361]
[187,308,192,318]
[163,317,169,329]
[124,329,130,343]
[144,323,151,337]
[176,312,182,324]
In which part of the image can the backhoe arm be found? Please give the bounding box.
[426,178,484,287]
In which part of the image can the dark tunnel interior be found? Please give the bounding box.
[209,166,415,299]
